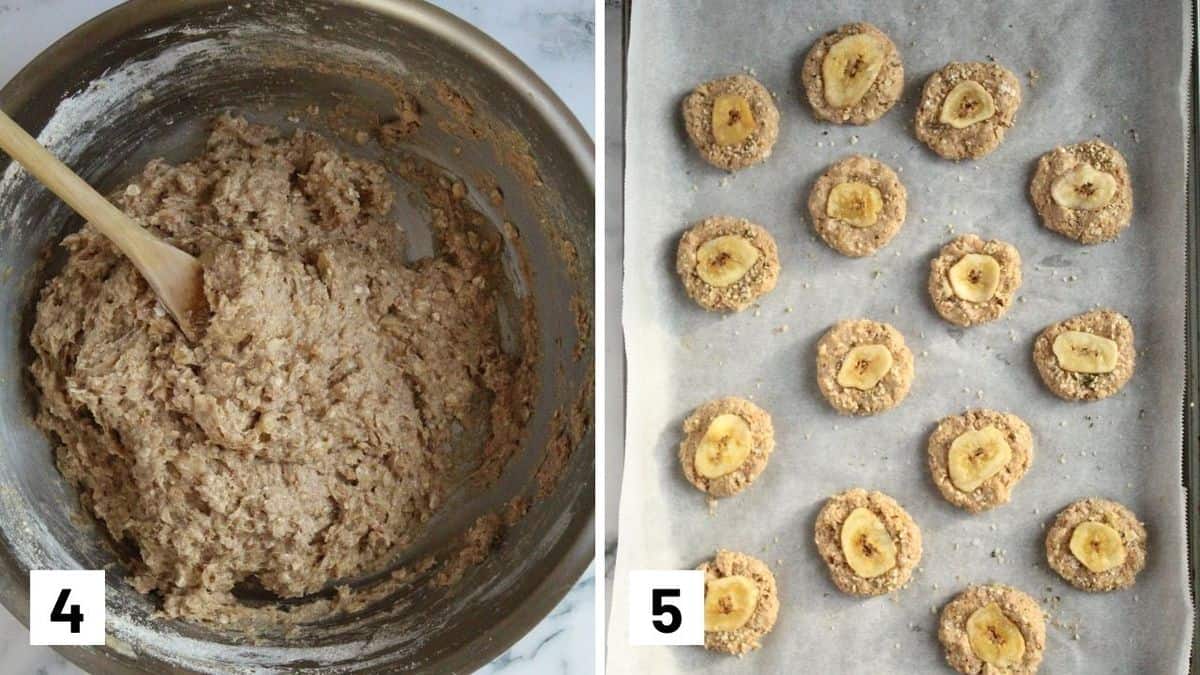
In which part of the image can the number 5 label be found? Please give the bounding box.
[29,570,105,645]
[627,570,704,646]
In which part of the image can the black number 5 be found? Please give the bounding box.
[50,588,84,633]
[651,588,682,633]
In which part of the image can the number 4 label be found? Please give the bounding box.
[628,570,704,646]
[29,570,105,645]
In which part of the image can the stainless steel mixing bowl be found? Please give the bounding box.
[0,1,594,672]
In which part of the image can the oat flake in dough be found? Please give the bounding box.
[30,115,531,622]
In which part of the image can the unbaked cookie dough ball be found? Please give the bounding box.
[928,234,1022,327]
[814,488,922,596]
[676,216,781,312]
[1030,139,1133,244]
[927,409,1033,513]
[816,319,914,415]
[698,549,780,655]
[1045,498,1147,592]
[807,155,907,257]
[682,74,780,171]
[800,22,904,125]
[1033,309,1135,401]
[679,397,774,498]
[938,584,1046,675]
[914,61,1022,160]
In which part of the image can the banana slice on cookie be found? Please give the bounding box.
[1052,331,1119,374]
[947,253,1001,303]
[840,507,898,578]
[822,33,886,108]
[704,575,759,631]
[696,235,761,288]
[939,80,995,129]
[836,344,893,390]
[826,182,883,228]
[694,414,752,479]
[1051,163,1117,210]
[965,603,1026,668]
[711,94,756,147]
[1068,521,1127,573]
[947,426,1012,493]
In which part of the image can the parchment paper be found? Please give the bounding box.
[609,1,1193,672]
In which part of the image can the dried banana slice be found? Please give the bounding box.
[1052,330,1119,374]
[693,413,753,479]
[826,181,883,228]
[947,426,1012,493]
[939,80,995,129]
[1034,309,1134,401]
[696,235,761,288]
[679,397,774,498]
[939,585,1045,675]
[817,319,914,415]
[965,603,1026,668]
[1031,140,1132,243]
[947,253,1001,303]
[809,155,907,257]
[802,22,903,125]
[711,94,756,147]
[822,33,886,108]
[1068,521,1127,573]
[836,344,893,390]
[704,575,759,631]
[1051,163,1117,210]
[840,507,898,578]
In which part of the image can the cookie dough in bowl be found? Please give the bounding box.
[0,3,594,672]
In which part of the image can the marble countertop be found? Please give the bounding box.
[0,1,594,673]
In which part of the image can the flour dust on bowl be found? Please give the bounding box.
[0,1,594,671]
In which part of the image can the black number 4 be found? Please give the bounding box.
[650,588,682,633]
[50,588,84,633]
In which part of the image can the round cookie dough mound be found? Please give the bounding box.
[816,319,915,415]
[1045,498,1147,592]
[800,22,904,125]
[938,584,1046,675]
[928,234,1022,326]
[807,154,908,257]
[1030,139,1133,244]
[1033,309,1135,401]
[814,488,922,596]
[29,116,533,622]
[698,550,780,655]
[927,409,1033,513]
[914,61,1022,160]
[679,396,775,498]
[682,74,781,171]
[676,215,781,312]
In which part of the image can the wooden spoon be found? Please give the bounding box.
[0,109,205,339]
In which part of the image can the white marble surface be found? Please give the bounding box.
[0,1,595,673]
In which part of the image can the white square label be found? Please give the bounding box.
[627,569,704,646]
[29,570,105,646]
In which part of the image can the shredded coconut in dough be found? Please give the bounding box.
[29,115,532,621]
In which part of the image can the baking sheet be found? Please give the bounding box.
[608,1,1193,672]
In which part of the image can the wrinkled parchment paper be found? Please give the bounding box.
[609,1,1193,672]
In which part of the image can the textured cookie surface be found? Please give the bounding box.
[1045,497,1147,592]
[813,488,922,596]
[816,319,914,415]
[679,397,775,498]
[1033,309,1135,401]
[927,409,1033,512]
[801,22,904,125]
[698,550,780,655]
[914,61,1022,160]
[682,74,780,171]
[808,154,907,257]
[928,234,1022,326]
[1030,139,1133,244]
[676,216,781,312]
[938,584,1046,675]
